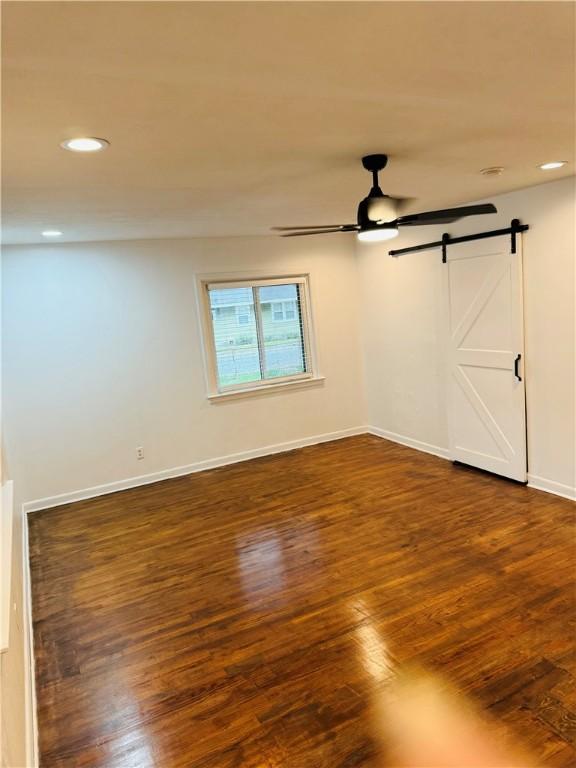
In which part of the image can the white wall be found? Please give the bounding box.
[5,179,572,508]
[3,234,367,504]
[358,176,576,497]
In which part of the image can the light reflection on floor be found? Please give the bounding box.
[351,600,397,686]
[235,523,321,608]
[236,529,287,604]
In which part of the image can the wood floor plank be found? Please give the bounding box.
[29,435,576,766]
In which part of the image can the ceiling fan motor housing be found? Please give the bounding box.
[358,194,397,227]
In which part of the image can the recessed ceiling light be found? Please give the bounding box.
[42,230,63,237]
[60,137,109,153]
[480,167,504,176]
[539,161,567,171]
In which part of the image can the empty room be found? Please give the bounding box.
[1,2,575,766]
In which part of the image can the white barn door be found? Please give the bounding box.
[445,234,527,482]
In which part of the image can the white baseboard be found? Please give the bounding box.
[22,425,574,516]
[527,474,576,501]
[367,426,451,460]
[369,427,575,502]
[23,427,368,514]
[23,508,39,767]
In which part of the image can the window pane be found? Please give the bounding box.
[258,284,306,379]
[209,287,261,388]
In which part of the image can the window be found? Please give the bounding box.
[200,276,318,396]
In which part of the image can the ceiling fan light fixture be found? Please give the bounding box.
[357,227,399,243]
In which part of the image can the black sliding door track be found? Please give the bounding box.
[389,218,529,262]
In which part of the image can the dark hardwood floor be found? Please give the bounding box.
[29,435,576,767]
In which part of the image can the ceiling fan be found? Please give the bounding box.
[272,154,497,242]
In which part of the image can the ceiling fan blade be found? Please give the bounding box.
[272,225,347,231]
[280,226,358,237]
[396,203,497,226]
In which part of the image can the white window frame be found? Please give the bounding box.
[197,274,322,400]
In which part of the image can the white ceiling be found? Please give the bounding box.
[2,1,574,244]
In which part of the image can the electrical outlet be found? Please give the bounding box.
[136,447,144,460]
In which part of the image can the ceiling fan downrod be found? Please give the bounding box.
[362,154,388,197]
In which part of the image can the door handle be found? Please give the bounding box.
[514,353,522,382]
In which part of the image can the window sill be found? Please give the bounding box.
[208,376,326,403]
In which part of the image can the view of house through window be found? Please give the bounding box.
[205,279,312,392]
